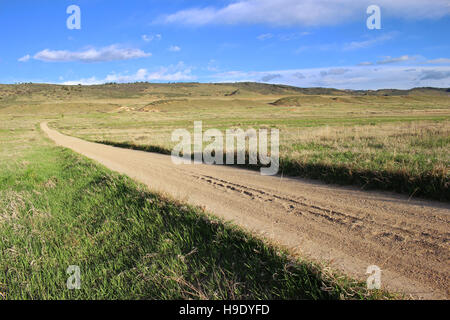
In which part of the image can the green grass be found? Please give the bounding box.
[0,120,388,300]
[18,81,443,201]
[89,120,449,201]
[2,83,447,300]
[2,82,447,200]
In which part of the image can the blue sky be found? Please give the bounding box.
[1,0,449,89]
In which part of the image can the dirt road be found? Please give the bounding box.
[41,122,449,299]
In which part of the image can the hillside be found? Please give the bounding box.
[1,82,449,103]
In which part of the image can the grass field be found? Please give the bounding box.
[0,82,448,299]
[0,115,387,300]
[23,82,447,200]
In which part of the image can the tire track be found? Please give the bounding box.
[41,122,450,299]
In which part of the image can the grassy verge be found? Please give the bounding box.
[278,159,448,201]
[93,138,449,201]
[0,125,388,300]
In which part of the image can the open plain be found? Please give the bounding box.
[1,83,449,299]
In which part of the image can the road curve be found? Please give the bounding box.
[41,122,449,299]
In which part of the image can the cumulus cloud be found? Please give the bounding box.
[18,54,31,62]
[33,45,151,63]
[157,0,450,27]
[62,62,195,85]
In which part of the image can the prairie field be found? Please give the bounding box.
[0,82,448,300]
[15,83,446,200]
[2,83,449,200]
[2,0,450,304]
[0,114,384,300]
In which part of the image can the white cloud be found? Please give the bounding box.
[209,65,450,90]
[142,34,162,42]
[320,68,350,76]
[295,33,396,53]
[260,74,282,82]
[33,45,151,63]
[343,33,396,51]
[376,55,415,65]
[206,59,219,72]
[293,72,306,79]
[63,76,101,85]
[157,0,450,27]
[357,62,374,66]
[418,70,450,80]
[169,45,181,52]
[18,54,31,62]
[257,33,273,40]
[278,32,311,41]
[62,62,195,85]
[426,58,450,64]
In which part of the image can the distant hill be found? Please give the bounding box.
[0,82,448,102]
[353,87,450,97]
